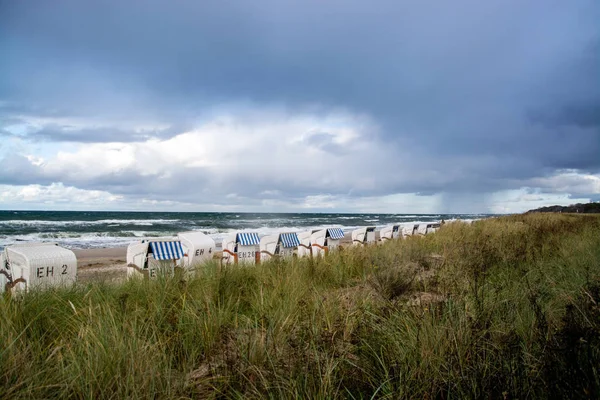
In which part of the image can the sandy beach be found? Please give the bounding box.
[73,247,128,284]
[73,247,128,268]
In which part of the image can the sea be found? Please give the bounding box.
[0,211,490,250]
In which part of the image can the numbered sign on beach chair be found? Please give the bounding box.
[351,226,377,245]
[126,239,185,278]
[0,243,77,293]
[178,231,216,267]
[310,228,344,256]
[222,232,260,265]
[260,232,300,261]
[380,225,402,241]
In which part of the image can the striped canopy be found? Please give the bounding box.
[327,228,345,240]
[150,241,184,260]
[237,232,260,246]
[279,232,300,248]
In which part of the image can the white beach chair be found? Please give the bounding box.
[222,232,260,265]
[416,224,428,236]
[425,223,441,234]
[178,231,216,268]
[401,224,418,237]
[0,242,77,293]
[351,227,377,246]
[260,232,300,261]
[297,230,318,258]
[126,238,185,278]
[310,228,344,257]
[380,225,402,241]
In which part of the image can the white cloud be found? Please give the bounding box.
[7,108,408,196]
[0,181,445,213]
[0,181,594,214]
[300,195,338,209]
[486,188,592,214]
[0,182,231,211]
[296,193,443,214]
[530,170,600,195]
[484,170,600,213]
[1,108,598,213]
[0,183,123,208]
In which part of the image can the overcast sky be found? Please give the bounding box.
[1,0,599,213]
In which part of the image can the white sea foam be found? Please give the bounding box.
[0,224,348,249]
[0,230,179,250]
[0,217,481,250]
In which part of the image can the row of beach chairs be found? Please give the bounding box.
[0,222,449,293]
[0,231,214,293]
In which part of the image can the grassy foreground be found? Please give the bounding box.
[1,214,600,399]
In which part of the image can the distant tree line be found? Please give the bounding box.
[527,202,600,214]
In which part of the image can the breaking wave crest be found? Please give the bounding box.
[0,211,486,249]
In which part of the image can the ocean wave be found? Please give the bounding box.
[0,224,344,249]
[0,230,183,250]
[0,214,483,250]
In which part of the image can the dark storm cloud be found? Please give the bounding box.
[0,155,55,186]
[560,104,600,129]
[0,102,190,142]
[1,0,599,200]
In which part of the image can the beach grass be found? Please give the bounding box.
[1,213,600,398]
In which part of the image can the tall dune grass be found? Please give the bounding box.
[1,213,599,398]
